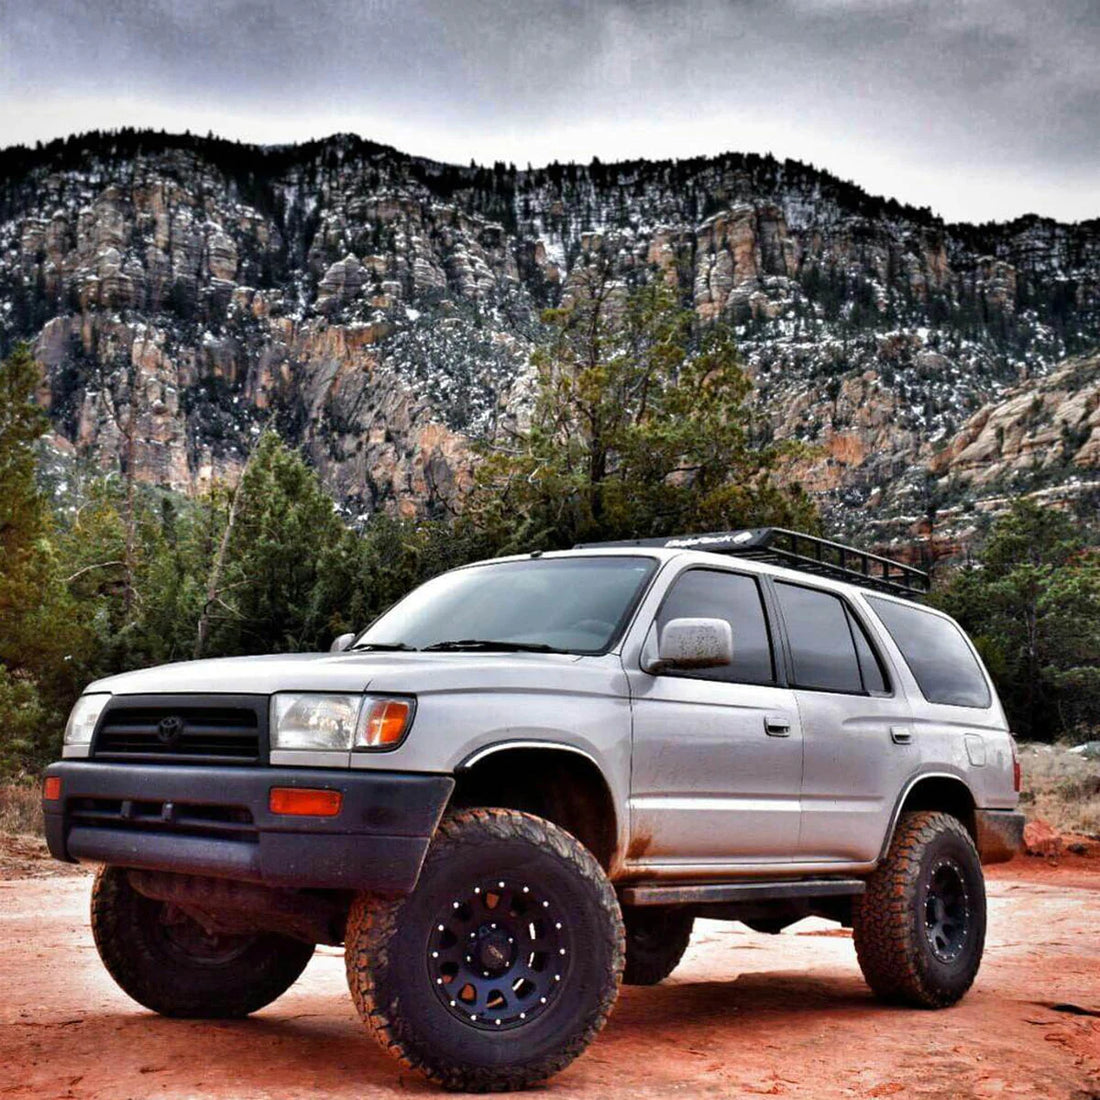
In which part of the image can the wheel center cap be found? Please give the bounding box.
[476,929,514,975]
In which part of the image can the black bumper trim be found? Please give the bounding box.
[44,761,454,894]
[974,808,1026,865]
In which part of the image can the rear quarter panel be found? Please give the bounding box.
[854,591,1018,813]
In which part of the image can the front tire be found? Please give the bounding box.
[91,866,315,1018]
[853,810,986,1008]
[345,808,624,1092]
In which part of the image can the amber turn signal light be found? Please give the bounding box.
[269,787,343,817]
[357,698,413,749]
[42,776,62,802]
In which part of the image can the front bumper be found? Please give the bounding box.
[43,762,454,893]
[974,808,1027,865]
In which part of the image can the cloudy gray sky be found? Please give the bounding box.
[1,0,1097,223]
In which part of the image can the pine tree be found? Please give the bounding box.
[465,266,817,551]
[0,345,86,774]
[935,501,1100,740]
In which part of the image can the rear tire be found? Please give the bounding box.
[853,811,985,1008]
[622,906,693,985]
[345,808,624,1092]
[91,866,315,1018]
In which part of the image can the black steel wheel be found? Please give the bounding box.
[924,856,971,963]
[427,876,571,1029]
[346,808,624,1092]
[91,866,315,1018]
[853,810,986,1008]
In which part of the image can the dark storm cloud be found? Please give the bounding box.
[1,0,1097,221]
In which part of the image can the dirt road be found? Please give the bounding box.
[1,854,1098,1100]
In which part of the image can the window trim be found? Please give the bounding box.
[768,578,895,699]
[648,565,783,688]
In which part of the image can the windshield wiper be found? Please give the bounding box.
[422,639,567,653]
[349,641,417,652]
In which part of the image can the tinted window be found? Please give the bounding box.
[657,570,774,684]
[867,597,991,708]
[849,609,889,693]
[775,583,862,693]
[357,556,657,654]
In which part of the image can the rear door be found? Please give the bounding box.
[626,566,803,868]
[769,580,917,864]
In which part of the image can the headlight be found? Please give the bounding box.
[271,693,414,752]
[64,694,111,746]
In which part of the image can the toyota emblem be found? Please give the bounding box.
[156,715,185,747]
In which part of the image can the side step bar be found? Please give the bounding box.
[619,878,866,907]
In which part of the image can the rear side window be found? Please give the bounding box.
[657,569,774,685]
[867,597,991,708]
[850,612,889,694]
[774,582,863,693]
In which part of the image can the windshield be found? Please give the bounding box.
[354,556,658,655]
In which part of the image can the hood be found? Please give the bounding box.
[86,649,588,698]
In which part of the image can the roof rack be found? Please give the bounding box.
[574,527,930,599]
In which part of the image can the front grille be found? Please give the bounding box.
[92,697,265,765]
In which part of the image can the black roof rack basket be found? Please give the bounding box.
[574,527,929,598]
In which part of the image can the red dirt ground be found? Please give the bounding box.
[1,840,1097,1099]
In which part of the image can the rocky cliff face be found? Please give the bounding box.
[1,131,1097,530]
[875,353,1100,550]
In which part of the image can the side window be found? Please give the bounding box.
[656,569,774,685]
[867,597,992,708]
[848,608,889,693]
[774,582,863,694]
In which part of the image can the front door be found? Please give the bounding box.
[626,567,803,871]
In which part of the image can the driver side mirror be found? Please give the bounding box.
[642,617,733,675]
[329,632,356,653]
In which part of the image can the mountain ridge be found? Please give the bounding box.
[1,128,1097,539]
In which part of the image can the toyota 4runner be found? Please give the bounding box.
[43,528,1025,1092]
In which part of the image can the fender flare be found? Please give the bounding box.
[876,771,977,863]
[456,739,602,772]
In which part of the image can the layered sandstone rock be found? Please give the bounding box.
[0,133,1096,527]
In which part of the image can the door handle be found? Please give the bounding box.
[890,726,913,745]
[765,715,791,737]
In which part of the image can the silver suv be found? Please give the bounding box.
[44,528,1024,1092]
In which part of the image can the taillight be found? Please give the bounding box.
[1010,737,1021,793]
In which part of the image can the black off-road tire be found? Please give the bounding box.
[621,905,694,985]
[91,865,315,1018]
[852,810,986,1008]
[345,808,625,1092]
